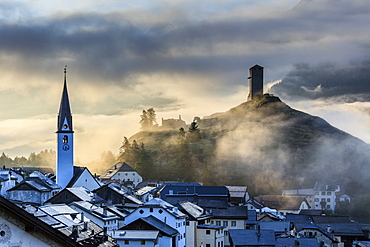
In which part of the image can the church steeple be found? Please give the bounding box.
[56,66,74,189]
[57,66,73,133]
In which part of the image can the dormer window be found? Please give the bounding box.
[63,135,68,143]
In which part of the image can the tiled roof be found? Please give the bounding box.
[113,230,159,240]
[258,221,292,233]
[211,206,249,219]
[100,162,138,180]
[317,223,364,236]
[228,229,275,246]
[276,238,321,247]
[311,215,352,224]
[140,215,179,236]
[178,201,211,220]
[256,195,308,210]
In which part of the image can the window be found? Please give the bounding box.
[216,221,221,226]
[186,221,190,226]
[139,209,144,214]
[158,209,163,214]
[206,244,211,247]
[223,221,228,227]
[315,198,319,202]
[63,135,68,143]
[231,221,236,227]
[150,208,153,212]
[327,198,331,202]
[124,240,129,245]
[321,192,326,195]
[206,230,211,235]
[327,192,331,195]
[321,198,326,202]
[141,240,145,245]
[327,205,331,209]
[315,192,319,195]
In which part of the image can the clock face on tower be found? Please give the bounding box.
[62,144,70,151]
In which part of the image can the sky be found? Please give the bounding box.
[0,0,370,164]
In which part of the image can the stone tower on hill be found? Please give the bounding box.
[247,64,264,101]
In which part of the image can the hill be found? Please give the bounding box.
[127,95,370,197]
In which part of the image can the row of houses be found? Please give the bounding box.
[0,162,369,247]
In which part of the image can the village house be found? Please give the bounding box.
[135,185,157,202]
[256,195,310,215]
[210,206,250,246]
[123,198,187,247]
[93,181,143,205]
[197,224,225,247]
[45,186,104,205]
[282,182,341,211]
[0,196,81,247]
[226,185,250,205]
[0,168,23,196]
[24,203,118,246]
[157,182,230,209]
[69,201,122,231]
[111,230,160,246]
[100,162,143,187]
[65,166,101,191]
[6,171,61,205]
[177,200,213,246]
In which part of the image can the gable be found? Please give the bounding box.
[46,190,81,204]
[67,167,100,191]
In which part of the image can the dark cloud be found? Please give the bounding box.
[0,0,369,90]
[270,61,370,101]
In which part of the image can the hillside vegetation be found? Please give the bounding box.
[124,95,370,199]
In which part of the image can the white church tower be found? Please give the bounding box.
[56,67,74,188]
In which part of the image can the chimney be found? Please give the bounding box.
[80,212,84,222]
[327,225,331,233]
[70,225,79,239]
[103,207,108,216]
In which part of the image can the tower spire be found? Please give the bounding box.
[57,65,73,132]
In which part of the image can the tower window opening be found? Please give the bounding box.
[63,135,68,143]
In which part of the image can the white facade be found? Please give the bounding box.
[124,199,186,247]
[210,218,246,246]
[282,183,340,212]
[112,230,160,247]
[70,168,101,191]
[0,170,22,196]
[197,226,225,247]
[0,218,54,247]
[111,171,142,186]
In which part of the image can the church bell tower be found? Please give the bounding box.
[56,66,74,188]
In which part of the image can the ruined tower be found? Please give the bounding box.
[56,67,74,188]
[247,64,264,101]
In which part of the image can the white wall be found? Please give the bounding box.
[0,218,58,247]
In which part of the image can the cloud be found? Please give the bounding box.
[1,0,370,164]
[270,61,370,101]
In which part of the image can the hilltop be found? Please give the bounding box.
[127,95,370,196]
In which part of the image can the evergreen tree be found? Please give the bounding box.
[134,143,156,180]
[0,152,13,167]
[140,108,157,130]
[187,120,201,142]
